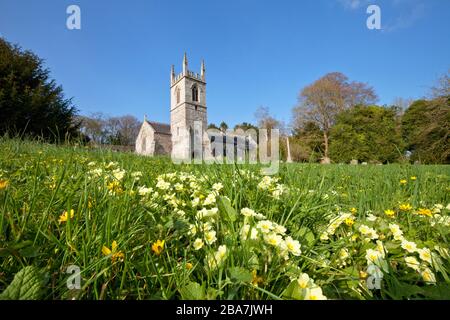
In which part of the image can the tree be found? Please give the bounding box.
[402,98,450,164]
[292,72,378,160]
[208,123,219,130]
[329,105,404,163]
[291,121,324,162]
[429,70,450,99]
[78,113,108,144]
[219,121,229,133]
[0,38,79,141]
[234,122,258,132]
[78,113,140,146]
[254,106,280,130]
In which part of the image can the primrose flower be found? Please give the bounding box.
[205,230,217,245]
[156,179,170,190]
[420,268,436,284]
[418,248,432,264]
[265,233,283,247]
[151,240,165,255]
[297,273,311,289]
[305,286,327,300]
[112,168,126,181]
[284,236,302,256]
[241,208,256,217]
[131,171,142,179]
[339,248,349,260]
[405,256,420,271]
[365,249,383,265]
[389,223,404,240]
[401,240,418,253]
[273,223,287,235]
[359,225,379,240]
[257,220,274,233]
[212,183,223,192]
[203,193,217,206]
[102,241,124,262]
[138,186,153,196]
[58,209,74,224]
[193,238,204,250]
[400,179,407,185]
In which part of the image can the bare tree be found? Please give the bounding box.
[117,115,141,146]
[254,106,280,131]
[430,69,450,99]
[78,112,107,144]
[392,97,414,115]
[292,72,378,160]
[78,113,140,146]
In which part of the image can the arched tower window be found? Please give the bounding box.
[192,85,199,102]
[176,87,181,104]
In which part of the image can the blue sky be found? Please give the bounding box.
[0,0,449,128]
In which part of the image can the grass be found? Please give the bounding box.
[0,137,449,300]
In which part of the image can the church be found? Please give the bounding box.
[136,53,256,161]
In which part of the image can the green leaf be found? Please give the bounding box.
[179,282,205,300]
[218,196,237,222]
[0,266,43,300]
[281,280,304,300]
[229,267,252,283]
[305,231,315,246]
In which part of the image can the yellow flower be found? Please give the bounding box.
[58,209,75,224]
[107,181,123,194]
[421,268,436,283]
[359,271,368,279]
[151,240,165,255]
[400,179,407,185]
[399,204,412,211]
[0,179,9,190]
[350,207,357,214]
[251,270,264,287]
[186,262,193,270]
[410,176,417,181]
[417,208,432,217]
[384,209,395,217]
[102,240,124,262]
[344,218,355,227]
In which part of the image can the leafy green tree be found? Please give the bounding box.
[0,38,79,141]
[329,105,404,163]
[219,121,229,133]
[402,98,450,164]
[293,72,378,160]
[234,122,258,132]
[291,121,324,162]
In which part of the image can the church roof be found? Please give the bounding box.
[146,120,171,135]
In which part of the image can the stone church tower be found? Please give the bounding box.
[170,53,208,160]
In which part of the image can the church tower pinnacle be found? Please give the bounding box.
[183,52,188,75]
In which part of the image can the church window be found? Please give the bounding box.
[176,87,180,104]
[192,85,199,102]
